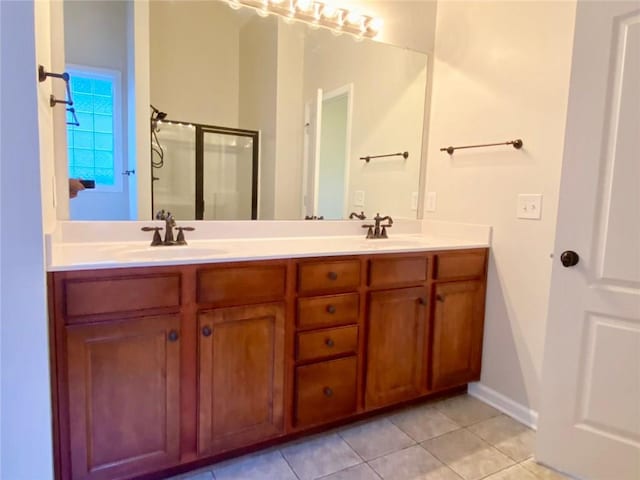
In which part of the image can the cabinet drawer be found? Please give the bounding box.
[198,264,286,305]
[295,356,357,427]
[297,260,360,294]
[64,274,180,320]
[297,325,358,362]
[435,250,486,280]
[297,293,359,328]
[368,256,428,288]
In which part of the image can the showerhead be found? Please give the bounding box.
[150,104,168,121]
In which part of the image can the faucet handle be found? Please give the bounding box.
[175,226,195,245]
[361,224,375,239]
[141,226,163,246]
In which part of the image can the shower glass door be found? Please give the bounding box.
[197,127,258,220]
[152,123,196,220]
[152,122,258,220]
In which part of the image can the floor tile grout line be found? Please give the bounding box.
[335,429,369,465]
[278,448,303,480]
[461,423,534,464]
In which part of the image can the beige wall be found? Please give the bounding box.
[274,20,306,220]
[238,16,279,219]
[424,0,577,414]
[149,1,242,127]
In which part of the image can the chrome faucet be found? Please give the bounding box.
[362,212,393,239]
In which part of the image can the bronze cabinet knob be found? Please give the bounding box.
[436,294,445,302]
[326,305,336,314]
[168,330,179,342]
[327,271,338,281]
[418,297,427,306]
[325,338,335,348]
[323,387,333,397]
[202,326,212,337]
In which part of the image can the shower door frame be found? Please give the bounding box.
[195,125,259,220]
[151,121,259,220]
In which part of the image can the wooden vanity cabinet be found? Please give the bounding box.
[430,250,488,390]
[365,286,429,409]
[50,269,184,480]
[49,248,487,480]
[197,303,285,456]
[293,258,361,428]
[364,255,430,410]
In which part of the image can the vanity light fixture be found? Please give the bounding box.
[227,0,382,39]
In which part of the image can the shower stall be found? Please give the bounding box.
[151,121,259,220]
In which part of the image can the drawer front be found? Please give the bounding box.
[297,293,359,328]
[435,250,486,280]
[369,256,428,288]
[198,264,286,305]
[297,325,358,362]
[295,356,357,427]
[64,274,180,320]
[297,260,360,294]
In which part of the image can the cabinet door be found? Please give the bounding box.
[66,315,181,480]
[431,280,485,390]
[365,287,429,409]
[198,303,285,455]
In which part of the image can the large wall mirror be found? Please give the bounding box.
[63,0,428,221]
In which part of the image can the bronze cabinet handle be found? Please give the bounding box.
[202,326,212,337]
[323,387,333,397]
[168,330,179,342]
[325,338,335,348]
[326,304,336,314]
[327,271,338,281]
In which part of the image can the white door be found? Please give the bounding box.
[537,2,640,480]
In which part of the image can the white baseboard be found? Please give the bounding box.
[468,382,539,430]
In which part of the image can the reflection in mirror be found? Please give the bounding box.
[151,121,258,220]
[62,0,428,221]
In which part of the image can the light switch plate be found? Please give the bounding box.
[425,192,437,212]
[354,190,365,207]
[411,192,419,210]
[517,194,543,219]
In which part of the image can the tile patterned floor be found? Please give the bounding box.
[169,394,570,480]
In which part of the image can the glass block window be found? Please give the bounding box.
[66,67,121,191]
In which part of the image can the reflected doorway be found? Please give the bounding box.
[303,84,353,220]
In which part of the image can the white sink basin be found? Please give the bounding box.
[114,245,226,261]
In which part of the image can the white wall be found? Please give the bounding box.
[0,1,54,478]
[424,0,577,414]
[35,0,65,233]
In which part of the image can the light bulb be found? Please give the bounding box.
[296,0,312,12]
[228,0,242,10]
[367,17,383,34]
[346,10,362,25]
[322,3,337,18]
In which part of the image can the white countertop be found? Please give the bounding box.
[46,220,491,272]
